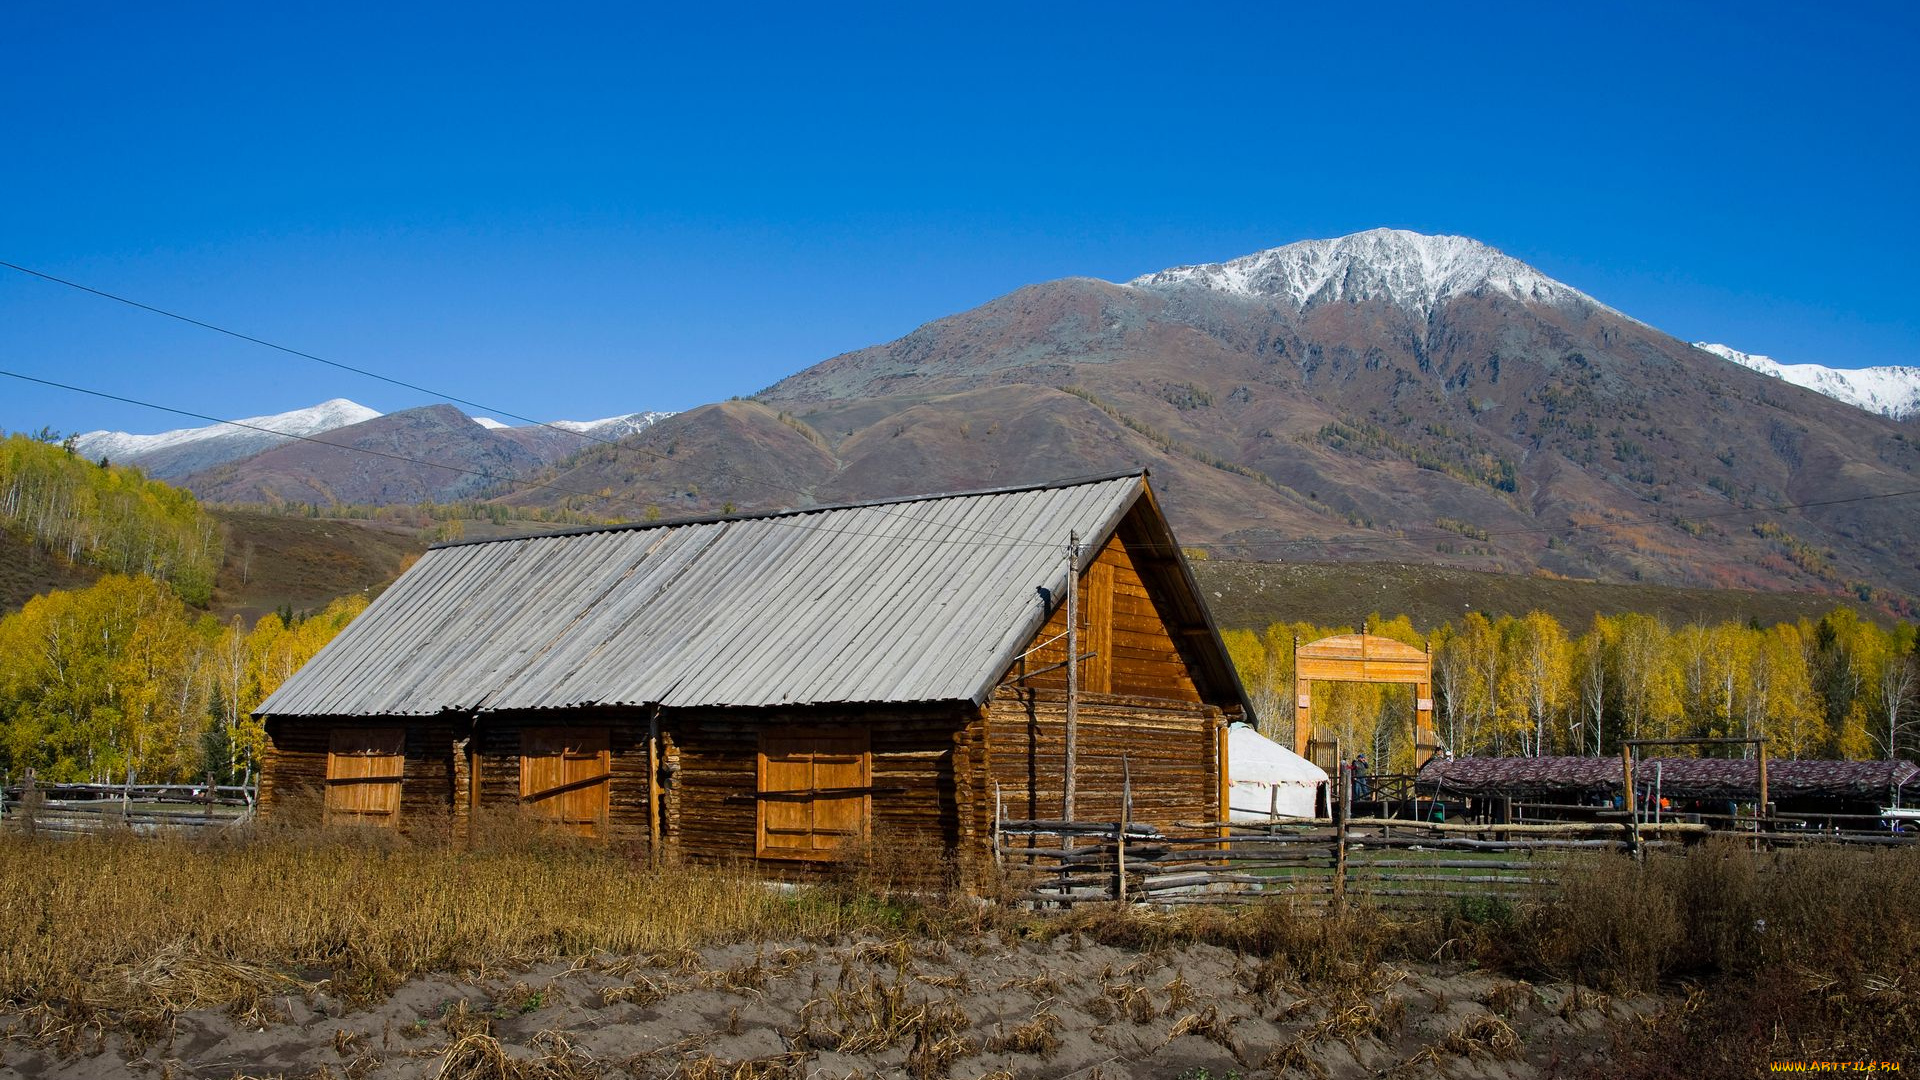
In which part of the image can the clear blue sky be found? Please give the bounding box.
[3,1,1915,437]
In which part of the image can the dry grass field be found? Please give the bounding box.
[0,827,1912,1079]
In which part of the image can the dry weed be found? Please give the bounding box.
[1161,972,1195,1013]
[791,971,956,1055]
[1485,979,1538,1017]
[601,973,675,1007]
[1261,1033,1331,1079]
[1439,1012,1521,1059]
[676,1052,807,1080]
[0,830,902,1031]
[985,1006,1062,1057]
[434,1031,511,1080]
[847,937,914,970]
[1164,1003,1239,1059]
[702,956,769,995]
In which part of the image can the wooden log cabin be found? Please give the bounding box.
[256,473,1250,875]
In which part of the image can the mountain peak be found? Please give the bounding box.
[1127,228,1600,319]
[72,398,381,468]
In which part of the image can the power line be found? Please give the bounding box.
[0,259,1042,549]
[0,368,1054,551]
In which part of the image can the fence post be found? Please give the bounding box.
[1334,747,1349,914]
[1115,755,1132,903]
[20,769,37,836]
[1621,744,1641,859]
[993,782,1003,873]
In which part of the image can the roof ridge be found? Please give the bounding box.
[429,470,1149,549]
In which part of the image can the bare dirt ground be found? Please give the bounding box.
[1,933,1648,1080]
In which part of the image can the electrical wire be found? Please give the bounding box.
[0,259,1043,548]
[0,368,1058,551]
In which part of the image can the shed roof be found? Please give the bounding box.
[258,472,1246,718]
[1417,755,1920,801]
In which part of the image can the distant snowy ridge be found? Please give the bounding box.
[1127,228,1609,320]
[1696,343,1920,419]
[72,398,381,463]
[73,399,675,482]
[551,411,674,438]
[472,410,674,438]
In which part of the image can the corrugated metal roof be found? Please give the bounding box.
[258,473,1152,717]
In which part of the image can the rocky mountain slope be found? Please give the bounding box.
[181,405,661,505]
[510,230,1920,606]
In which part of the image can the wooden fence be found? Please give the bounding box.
[1,772,256,836]
[993,815,1711,907]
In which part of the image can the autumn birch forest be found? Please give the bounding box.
[1226,610,1919,773]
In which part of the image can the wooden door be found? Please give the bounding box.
[758,728,870,858]
[520,728,610,836]
[325,728,404,827]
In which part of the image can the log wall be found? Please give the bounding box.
[468,709,653,846]
[662,705,970,868]
[1010,532,1203,703]
[976,687,1223,833]
[259,716,458,831]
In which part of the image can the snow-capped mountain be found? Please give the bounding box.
[470,410,674,441]
[550,411,674,439]
[72,399,382,478]
[1695,343,1920,420]
[1127,228,1606,320]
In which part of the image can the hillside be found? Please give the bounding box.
[0,527,100,612]
[0,433,223,604]
[501,230,1918,610]
[185,405,558,506]
[1190,560,1873,634]
[207,511,428,626]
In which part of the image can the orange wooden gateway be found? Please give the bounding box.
[1293,633,1437,770]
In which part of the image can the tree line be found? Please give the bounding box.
[0,575,364,785]
[1223,608,1919,772]
[0,433,222,604]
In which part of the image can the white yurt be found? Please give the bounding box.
[1228,724,1330,822]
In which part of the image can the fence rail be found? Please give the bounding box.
[1,774,256,836]
[993,808,1912,908]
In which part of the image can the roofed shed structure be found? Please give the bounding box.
[1418,755,1920,820]
[256,473,1249,872]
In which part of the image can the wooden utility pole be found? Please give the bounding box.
[1621,742,1638,856]
[1333,736,1348,912]
[647,705,662,867]
[1116,754,1131,903]
[1063,531,1080,824]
